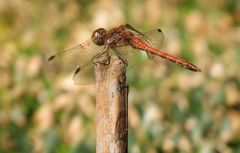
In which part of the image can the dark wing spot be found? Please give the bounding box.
[157,29,162,32]
[74,67,81,75]
[48,55,56,61]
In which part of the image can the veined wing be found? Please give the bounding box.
[46,39,105,84]
[139,29,164,51]
[124,24,164,59]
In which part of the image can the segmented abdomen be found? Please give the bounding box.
[130,36,201,72]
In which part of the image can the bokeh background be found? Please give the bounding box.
[0,0,240,153]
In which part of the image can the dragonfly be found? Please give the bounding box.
[47,24,201,84]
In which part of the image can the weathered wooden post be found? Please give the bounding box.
[95,56,128,153]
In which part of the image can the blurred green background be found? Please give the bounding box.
[0,0,240,153]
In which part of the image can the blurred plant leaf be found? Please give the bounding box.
[187,87,204,117]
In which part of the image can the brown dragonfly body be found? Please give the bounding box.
[48,24,201,83]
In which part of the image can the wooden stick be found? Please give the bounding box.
[95,56,128,153]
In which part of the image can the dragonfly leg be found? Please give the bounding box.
[113,48,128,65]
[92,49,110,65]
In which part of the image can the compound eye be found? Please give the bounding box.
[91,28,107,46]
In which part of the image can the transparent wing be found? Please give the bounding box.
[124,24,164,59]
[46,39,105,85]
[114,45,149,71]
[140,29,164,51]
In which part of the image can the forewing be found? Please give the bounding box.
[46,39,105,85]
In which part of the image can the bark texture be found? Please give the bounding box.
[95,57,128,153]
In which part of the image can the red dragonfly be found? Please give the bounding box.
[48,24,201,83]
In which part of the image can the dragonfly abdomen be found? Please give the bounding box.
[130,37,201,72]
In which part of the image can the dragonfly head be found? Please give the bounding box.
[92,28,107,46]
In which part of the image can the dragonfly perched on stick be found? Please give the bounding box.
[47,24,201,84]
